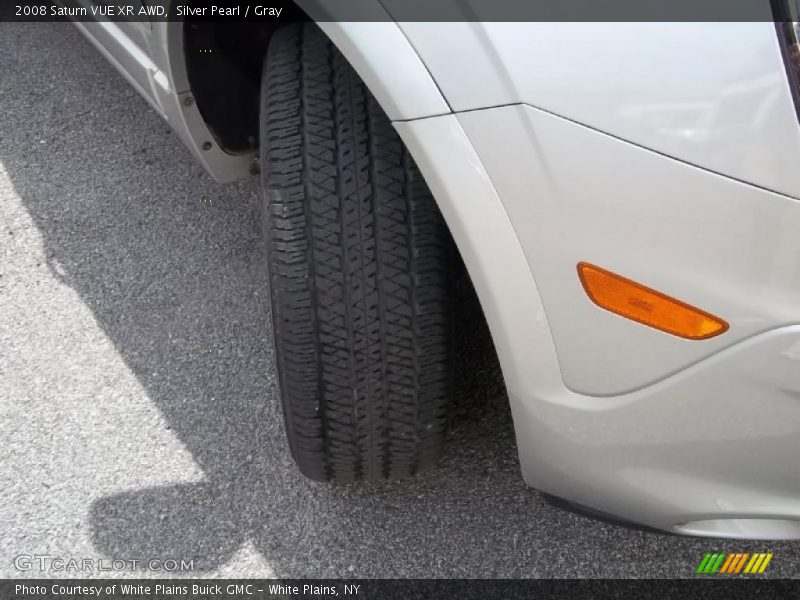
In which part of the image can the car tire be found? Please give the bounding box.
[260,23,453,481]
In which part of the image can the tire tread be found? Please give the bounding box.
[261,24,450,481]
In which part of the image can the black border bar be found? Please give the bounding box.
[1,0,796,22]
[5,579,800,600]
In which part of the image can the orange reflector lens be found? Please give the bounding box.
[577,262,728,340]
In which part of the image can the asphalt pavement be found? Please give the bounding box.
[1,21,799,579]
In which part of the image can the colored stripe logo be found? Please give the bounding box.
[696,552,773,574]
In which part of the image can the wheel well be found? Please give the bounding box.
[182,20,501,407]
[182,20,281,154]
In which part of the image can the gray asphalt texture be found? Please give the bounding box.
[2,21,799,579]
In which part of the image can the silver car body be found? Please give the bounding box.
[75,11,800,538]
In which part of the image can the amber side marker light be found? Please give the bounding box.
[577,262,728,340]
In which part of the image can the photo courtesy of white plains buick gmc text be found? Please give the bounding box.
[69,1,800,539]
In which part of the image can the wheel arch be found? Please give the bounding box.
[172,18,536,398]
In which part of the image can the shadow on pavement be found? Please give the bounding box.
[0,22,584,578]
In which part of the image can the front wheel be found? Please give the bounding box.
[260,23,454,481]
